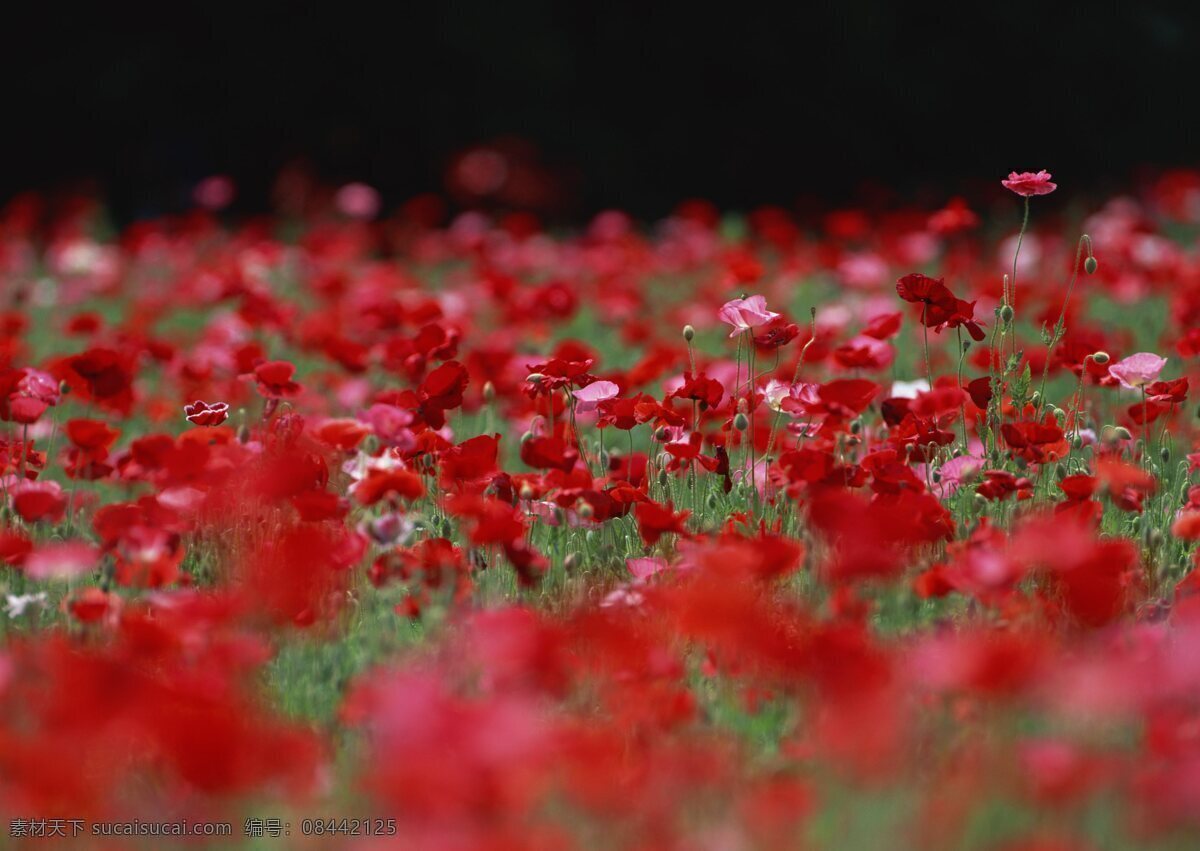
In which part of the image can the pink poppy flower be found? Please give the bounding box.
[626,556,668,580]
[1001,170,1058,197]
[718,295,780,337]
[1108,352,1167,389]
[572,380,619,413]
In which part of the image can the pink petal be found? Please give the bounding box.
[25,543,100,581]
[1108,353,1167,389]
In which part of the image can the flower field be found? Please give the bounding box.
[5,170,1200,848]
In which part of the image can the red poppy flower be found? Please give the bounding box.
[254,360,303,398]
[184,400,230,427]
[634,500,690,545]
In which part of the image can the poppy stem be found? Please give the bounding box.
[921,303,934,391]
[1036,234,1092,419]
[956,327,969,452]
[1009,196,1030,358]
[762,308,816,473]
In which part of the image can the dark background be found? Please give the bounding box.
[3,2,1197,221]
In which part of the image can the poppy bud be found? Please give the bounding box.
[1030,391,1041,407]
[706,493,719,509]
[1055,464,1067,481]
[59,380,71,395]
[658,468,669,488]
[576,500,594,520]
[654,426,670,442]
[1090,351,1110,365]
[482,381,496,402]
[733,412,749,431]
[1113,426,1133,441]
[850,418,862,435]
[999,304,1014,324]
[736,397,749,415]
[236,424,251,444]
[1084,256,1099,275]
[1161,445,1171,464]
[563,553,579,573]
[1071,433,1083,449]
[519,483,534,500]
[683,325,695,342]
[526,372,546,386]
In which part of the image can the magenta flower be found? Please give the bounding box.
[718,295,780,337]
[1108,352,1167,389]
[1001,170,1057,197]
[572,380,619,413]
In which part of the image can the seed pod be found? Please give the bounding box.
[1113,426,1133,441]
[683,325,695,342]
[850,418,862,435]
[1161,445,1171,464]
[482,380,496,402]
[1090,351,1110,365]
[733,412,749,431]
[577,500,594,520]
[526,372,546,386]
[1000,304,1014,324]
[1084,256,1099,275]
[654,426,671,442]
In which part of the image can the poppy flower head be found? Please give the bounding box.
[719,295,780,337]
[184,400,231,427]
[254,360,303,398]
[1108,353,1167,390]
[1002,170,1058,197]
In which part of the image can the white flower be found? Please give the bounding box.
[5,593,47,619]
[890,379,931,400]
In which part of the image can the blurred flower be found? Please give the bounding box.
[335,182,381,220]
